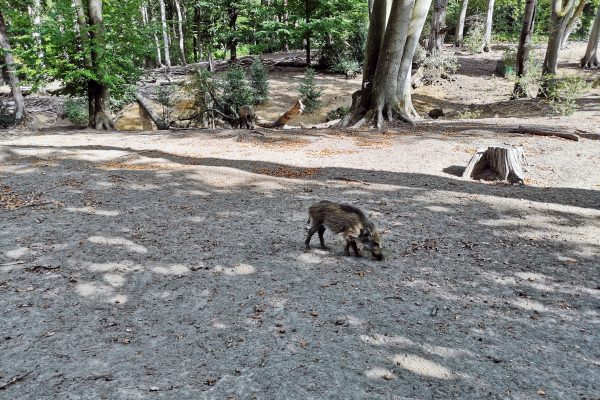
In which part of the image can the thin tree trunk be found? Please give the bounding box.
[581,0,600,68]
[228,5,238,61]
[362,0,389,90]
[283,0,289,52]
[194,6,202,62]
[543,0,577,76]
[0,11,25,123]
[30,0,44,62]
[140,3,156,68]
[483,0,496,52]
[88,0,114,129]
[72,0,96,126]
[513,0,537,97]
[454,0,469,47]
[174,0,186,65]
[158,0,171,70]
[305,0,311,65]
[560,0,586,49]
[147,5,163,67]
[428,0,449,55]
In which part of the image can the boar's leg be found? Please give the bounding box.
[305,226,318,250]
[351,241,362,257]
[317,226,329,250]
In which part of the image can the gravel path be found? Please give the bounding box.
[1,127,599,399]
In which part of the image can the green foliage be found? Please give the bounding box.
[250,58,269,105]
[463,16,485,54]
[326,105,350,121]
[545,76,590,116]
[109,85,137,112]
[497,46,517,78]
[63,97,88,126]
[298,68,323,113]
[223,64,254,113]
[329,59,361,77]
[422,51,460,84]
[156,84,176,125]
[508,48,544,97]
[455,108,482,119]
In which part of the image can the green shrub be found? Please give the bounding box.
[422,51,459,84]
[222,64,254,114]
[250,57,270,105]
[510,49,544,97]
[298,68,323,113]
[64,97,88,126]
[545,76,590,116]
[110,85,137,112]
[156,84,176,125]
[497,46,517,78]
[329,59,361,77]
[464,16,485,54]
[326,105,350,121]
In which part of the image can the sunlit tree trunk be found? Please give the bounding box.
[141,3,158,67]
[0,11,26,124]
[174,0,186,65]
[581,0,600,68]
[428,0,449,55]
[305,0,312,65]
[543,0,577,76]
[454,0,468,47]
[560,0,586,49]
[88,0,114,129]
[283,0,289,51]
[194,6,202,62]
[483,0,495,52]
[228,5,238,61]
[513,0,537,98]
[158,0,171,70]
[148,6,163,67]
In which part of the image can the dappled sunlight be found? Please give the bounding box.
[88,236,147,253]
[65,207,120,216]
[103,273,126,287]
[296,251,329,264]
[360,334,473,358]
[364,367,395,380]
[508,298,548,312]
[151,264,190,275]
[213,263,256,275]
[4,246,32,259]
[392,353,453,380]
[87,260,140,273]
[76,281,128,303]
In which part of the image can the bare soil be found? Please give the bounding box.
[1,44,599,399]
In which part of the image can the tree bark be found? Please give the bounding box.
[543,0,577,76]
[513,0,537,98]
[135,93,168,129]
[463,146,525,184]
[305,0,312,65]
[147,5,163,67]
[88,0,114,129]
[0,11,26,123]
[560,0,586,49]
[140,3,157,68]
[158,0,172,70]
[227,5,238,61]
[454,0,469,47]
[174,0,186,65]
[428,0,449,55]
[581,0,600,68]
[483,0,496,52]
[194,6,203,62]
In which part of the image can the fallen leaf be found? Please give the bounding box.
[537,389,545,396]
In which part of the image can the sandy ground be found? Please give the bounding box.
[1,124,599,399]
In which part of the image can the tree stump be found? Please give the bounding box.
[463,145,526,184]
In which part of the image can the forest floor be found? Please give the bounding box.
[1,43,600,399]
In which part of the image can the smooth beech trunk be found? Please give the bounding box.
[483,0,495,52]
[581,0,600,68]
[345,0,432,129]
[174,0,186,65]
[0,11,25,123]
[194,6,202,61]
[560,0,586,49]
[454,0,468,47]
[543,0,577,76]
[428,0,449,55]
[158,0,171,70]
[513,0,537,98]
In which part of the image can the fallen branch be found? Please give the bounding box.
[512,125,580,141]
[0,371,33,390]
[135,93,169,130]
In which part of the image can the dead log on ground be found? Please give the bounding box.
[300,119,340,129]
[512,125,580,141]
[135,93,168,130]
[463,145,526,184]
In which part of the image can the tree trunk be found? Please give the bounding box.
[581,0,600,68]
[344,0,432,129]
[88,0,114,130]
[454,0,469,47]
[543,0,577,76]
[140,3,157,68]
[305,0,312,65]
[483,0,496,52]
[194,6,203,62]
[560,0,586,49]
[463,146,525,184]
[174,0,186,65]
[283,0,289,52]
[147,5,163,67]
[158,0,171,70]
[428,0,449,55]
[0,11,26,124]
[228,6,238,61]
[513,0,537,98]
[135,93,169,129]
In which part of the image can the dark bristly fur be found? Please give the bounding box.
[238,105,255,129]
[305,200,383,260]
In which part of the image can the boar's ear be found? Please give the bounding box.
[360,228,371,238]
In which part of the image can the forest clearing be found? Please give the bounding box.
[1,0,600,398]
